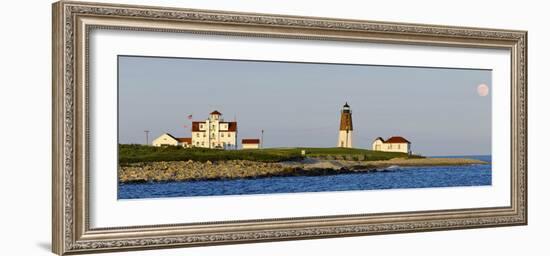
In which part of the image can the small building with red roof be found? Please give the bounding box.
[372,136,411,154]
[241,139,260,149]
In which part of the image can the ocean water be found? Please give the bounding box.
[118,155,491,199]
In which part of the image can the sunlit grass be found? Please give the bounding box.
[118,144,421,164]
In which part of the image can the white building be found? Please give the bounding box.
[372,136,411,154]
[337,102,353,148]
[242,139,260,149]
[192,110,238,149]
[152,133,192,148]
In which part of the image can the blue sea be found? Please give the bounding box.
[118,155,491,199]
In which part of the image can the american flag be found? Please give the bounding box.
[187,114,193,120]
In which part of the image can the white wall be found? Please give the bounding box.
[151,133,178,146]
[373,142,410,153]
[242,143,260,149]
[338,130,353,148]
[0,0,548,255]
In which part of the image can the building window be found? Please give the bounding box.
[228,133,231,137]
[397,144,401,149]
[203,134,206,138]
[221,133,224,137]
[201,142,204,146]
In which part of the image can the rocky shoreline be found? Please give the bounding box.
[118,157,488,183]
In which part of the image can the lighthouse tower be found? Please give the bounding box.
[338,102,353,148]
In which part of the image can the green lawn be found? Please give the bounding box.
[118,144,420,164]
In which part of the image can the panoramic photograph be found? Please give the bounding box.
[117,55,492,199]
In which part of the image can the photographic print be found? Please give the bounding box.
[117,56,492,199]
[52,2,527,254]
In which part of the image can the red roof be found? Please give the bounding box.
[176,137,192,143]
[191,121,237,132]
[227,122,237,132]
[191,122,205,132]
[385,136,410,144]
[210,110,222,115]
[242,139,260,144]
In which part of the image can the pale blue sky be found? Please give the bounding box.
[118,56,491,156]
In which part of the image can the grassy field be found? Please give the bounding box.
[119,144,420,164]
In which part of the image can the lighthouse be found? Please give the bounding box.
[338,102,353,148]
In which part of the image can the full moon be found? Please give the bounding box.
[477,83,489,96]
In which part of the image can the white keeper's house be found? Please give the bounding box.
[191,110,238,149]
[372,136,411,154]
[151,110,238,149]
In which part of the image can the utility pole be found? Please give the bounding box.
[144,130,150,145]
[261,129,264,149]
[234,114,238,150]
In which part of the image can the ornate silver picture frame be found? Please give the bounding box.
[52,1,527,255]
